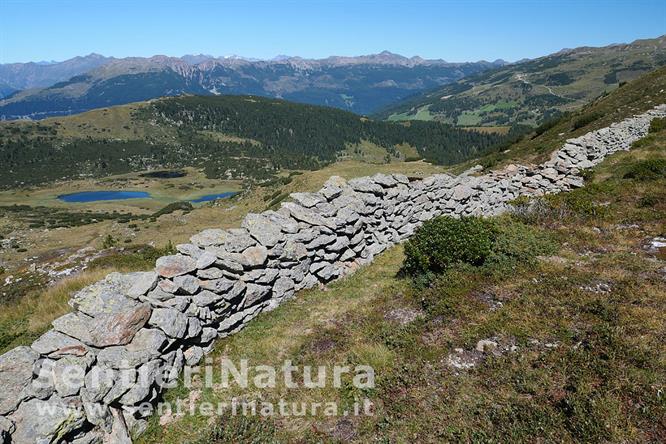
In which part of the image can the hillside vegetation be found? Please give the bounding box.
[0,95,507,188]
[379,36,666,127]
[139,116,666,444]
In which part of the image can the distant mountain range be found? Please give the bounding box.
[377,36,666,126]
[0,52,505,119]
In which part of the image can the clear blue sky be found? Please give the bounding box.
[1,0,664,63]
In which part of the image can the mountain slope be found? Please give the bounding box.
[378,36,666,126]
[0,53,112,90]
[0,53,501,119]
[0,95,507,188]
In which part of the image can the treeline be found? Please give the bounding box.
[0,95,510,188]
[147,95,505,166]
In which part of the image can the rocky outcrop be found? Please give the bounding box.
[0,104,664,443]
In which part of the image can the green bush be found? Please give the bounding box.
[648,117,666,134]
[402,216,494,276]
[403,215,557,279]
[638,194,659,208]
[623,158,666,181]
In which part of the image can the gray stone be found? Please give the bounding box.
[29,358,55,399]
[149,308,188,338]
[156,254,197,278]
[192,289,225,306]
[8,396,86,444]
[372,173,398,187]
[280,240,308,261]
[243,283,271,307]
[88,303,152,348]
[198,277,235,294]
[290,192,326,208]
[187,317,203,338]
[52,355,93,397]
[190,228,228,247]
[241,245,268,268]
[71,279,141,317]
[104,407,132,444]
[127,272,159,298]
[196,251,218,269]
[273,276,295,299]
[348,177,384,194]
[158,278,179,294]
[282,202,335,229]
[32,330,85,356]
[96,329,167,369]
[0,416,15,441]
[119,359,161,405]
[224,229,257,252]
[183,346,204,366]
[173,274,200,294]
[200,328,218,343]
[176,242,204,258]
[83,402,112,430]
[82,366,115,403]
[197,267,225,279]
[0,346,40,414]
[102,368,137,403]
[242,213,284,247]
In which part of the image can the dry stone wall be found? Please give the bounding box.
[1,104,664,443]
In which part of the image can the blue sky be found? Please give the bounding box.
[1,0,664,63]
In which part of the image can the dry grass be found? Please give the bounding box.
[0,268,115,353]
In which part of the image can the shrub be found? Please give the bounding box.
[649,117,666,134]
[102,234,117,249]
[623,158,666,181]
[638,194,659,208]
[402,216,494,276]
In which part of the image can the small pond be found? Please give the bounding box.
[57,190,238,203]
[189,192,238,203]
[57,191,151,203]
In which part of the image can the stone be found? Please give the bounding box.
[29,358,55,399]
[282,202,335,229]
[104,407,132,444]
[32,330,85,356]
[190,228,228,247]
[83,402,112,430]
[224,229,257,252]
[290,192,326,208]
[183,346,204,366]
[348,177,384,194]
[196,251,218,269]
[243,283,271,307]
[0,416,15,441]
[242,213,284,247]
[372,173,397,187]
[119,359,161,405]
[241,245,268,268]
[127,272,158,298]
[197,267,225,279]
[52,355,92,397]
[187,317,203,338]
[199,278,235,294]
[155,255,197,278]
[273,276,295,299]
[475,339,499,353]
[280,240,308,261]
[0,346,39,414]
[96,329,167,369]
[158,279,179,294]
[200,327,218,343]
[8,396,86,444]
[81,366,115,403]
[173,274,200,294]
[192,289,225,306]
[89,303,152,348]
[102,368,137,403]
[176,242,204,258]
[71,279,141,317]
[149,308,188,338]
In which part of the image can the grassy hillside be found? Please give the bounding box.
[0,95,508,189]
[379,36,666,127]
[462,65,666,170]
[136,117,666,444]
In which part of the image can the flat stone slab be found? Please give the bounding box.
[0,346,39,415]
[156,255,197,278]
